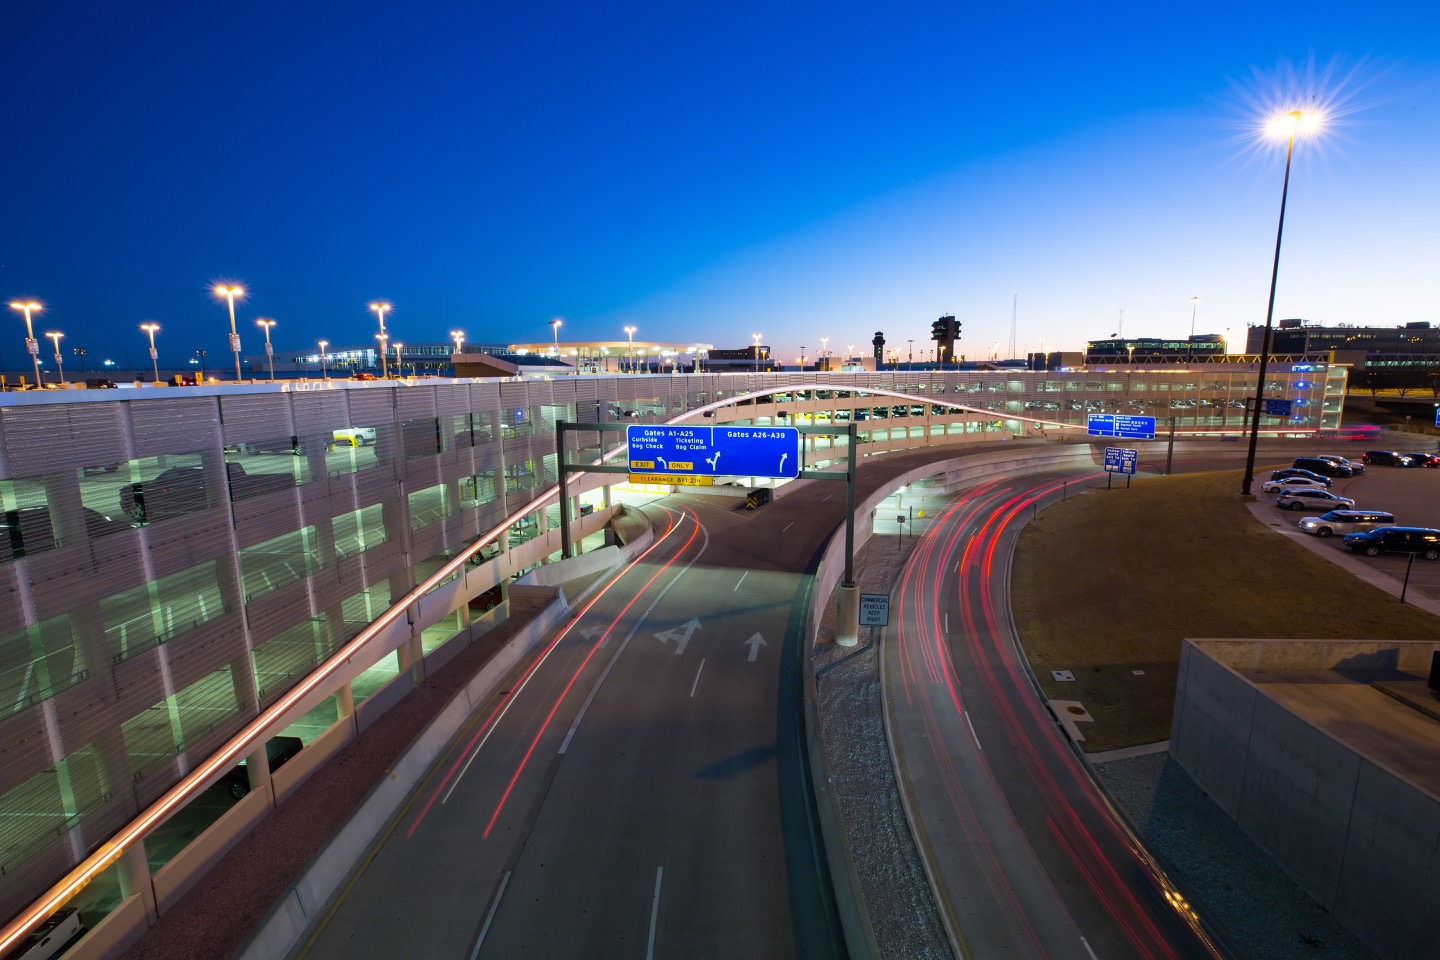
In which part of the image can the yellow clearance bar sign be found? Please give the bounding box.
[628,473,714,487]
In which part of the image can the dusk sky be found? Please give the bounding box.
[4,2,1439,372]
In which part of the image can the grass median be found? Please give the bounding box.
[1010,468,1440,753]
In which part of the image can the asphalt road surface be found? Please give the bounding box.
[886,470,1225,960]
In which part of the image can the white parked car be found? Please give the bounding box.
[1260,476,1330,494]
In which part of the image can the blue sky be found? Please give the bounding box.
[4,2,1439,372]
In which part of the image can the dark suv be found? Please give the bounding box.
[1362,450,1415,467]
[1292,456,1353,478]
[1343,527,1440,560]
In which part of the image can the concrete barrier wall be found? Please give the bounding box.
[235,593,569,960]
[68,894,148,960]
[274,714,356,803]
[1171,638,1440,960]
[151,787,272,914]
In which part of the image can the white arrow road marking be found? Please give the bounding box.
[581,625,606,643]
[744,633,766,662]
[654,617,702,655]
[558,515,709,756]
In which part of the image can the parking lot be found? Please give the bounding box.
[1259,453,1440,598]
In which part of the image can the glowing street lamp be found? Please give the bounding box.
[752,332,761,374]
[256,318,276,381]
[1242,108,1324,496]
[141,323,160,384]
[45,331,64,384]
[9,300,43,387]
[820,336,829,366]
[549,318,562,355]
[393,342,404,377]
[847,343,854,364]
[451,329,464,354]
[317,339,329,380]
[624,325,636,373]
[369,302,392,377]
[213,284,245,382]
[375,332,389,375]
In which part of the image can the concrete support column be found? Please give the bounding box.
[245,742,273,800]
[336,682,355,718]
[118,840,157,922]
[835,583,860,647]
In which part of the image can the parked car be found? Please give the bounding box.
[1,507,132,562]
[331,426,377,448]
[1361,450,1416,467]
[1268,468,1331,487]
[1314,454,1365,475]
[1399,452,1440,468]
[84,378,118,389]
[6,907,84,960]
[1275,489,1355,511]
[1292,456,1353,478]
[351,372,379,381]
[1343,527,1440,560]
[218,736,305,800]
[120,462,294,521]
[1298,510,1396,538]
[1260,476,1330,494]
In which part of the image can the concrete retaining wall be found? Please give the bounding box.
[1170,639,1440,960]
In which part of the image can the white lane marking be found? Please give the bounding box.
[689,659,706,697]
[822,493,833,501]
[646,866,664,959]
[952,560,959,574]
[1081,936,1099,960]
[943,613,948,634]
[558,520,711,755]
[733,570,748,591]
[965,710,982,750]
[469,870,511,960]
[782,521,794,532]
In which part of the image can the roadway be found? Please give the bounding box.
[300,500,842,958]
[885,471,1224,960]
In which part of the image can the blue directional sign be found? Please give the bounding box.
[1087,414,1156,440]
[626,425,801,479]
[1264,399,1293,417]
[1103,447,1138,475]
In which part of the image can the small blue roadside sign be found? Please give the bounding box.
[1103,447,1138,475]
[1087,414,1156,440]
[626,425,802,479]
[1264,399,1293,417]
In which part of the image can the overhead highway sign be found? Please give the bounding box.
[626,425,801,479]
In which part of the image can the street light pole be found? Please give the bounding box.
[45,331,64,384]
[1188,296,1201,363]
[214,284,245,382]
[9,301,43,386]
[256,319,276,380]
[317,339,329,380]
[623,326,637,373]
[1242,110,1317,497]
[752,332,761,374]
[393,342,404,378]
[550,318,562,356]
[141,323,160,384]
[370,302,391,377]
